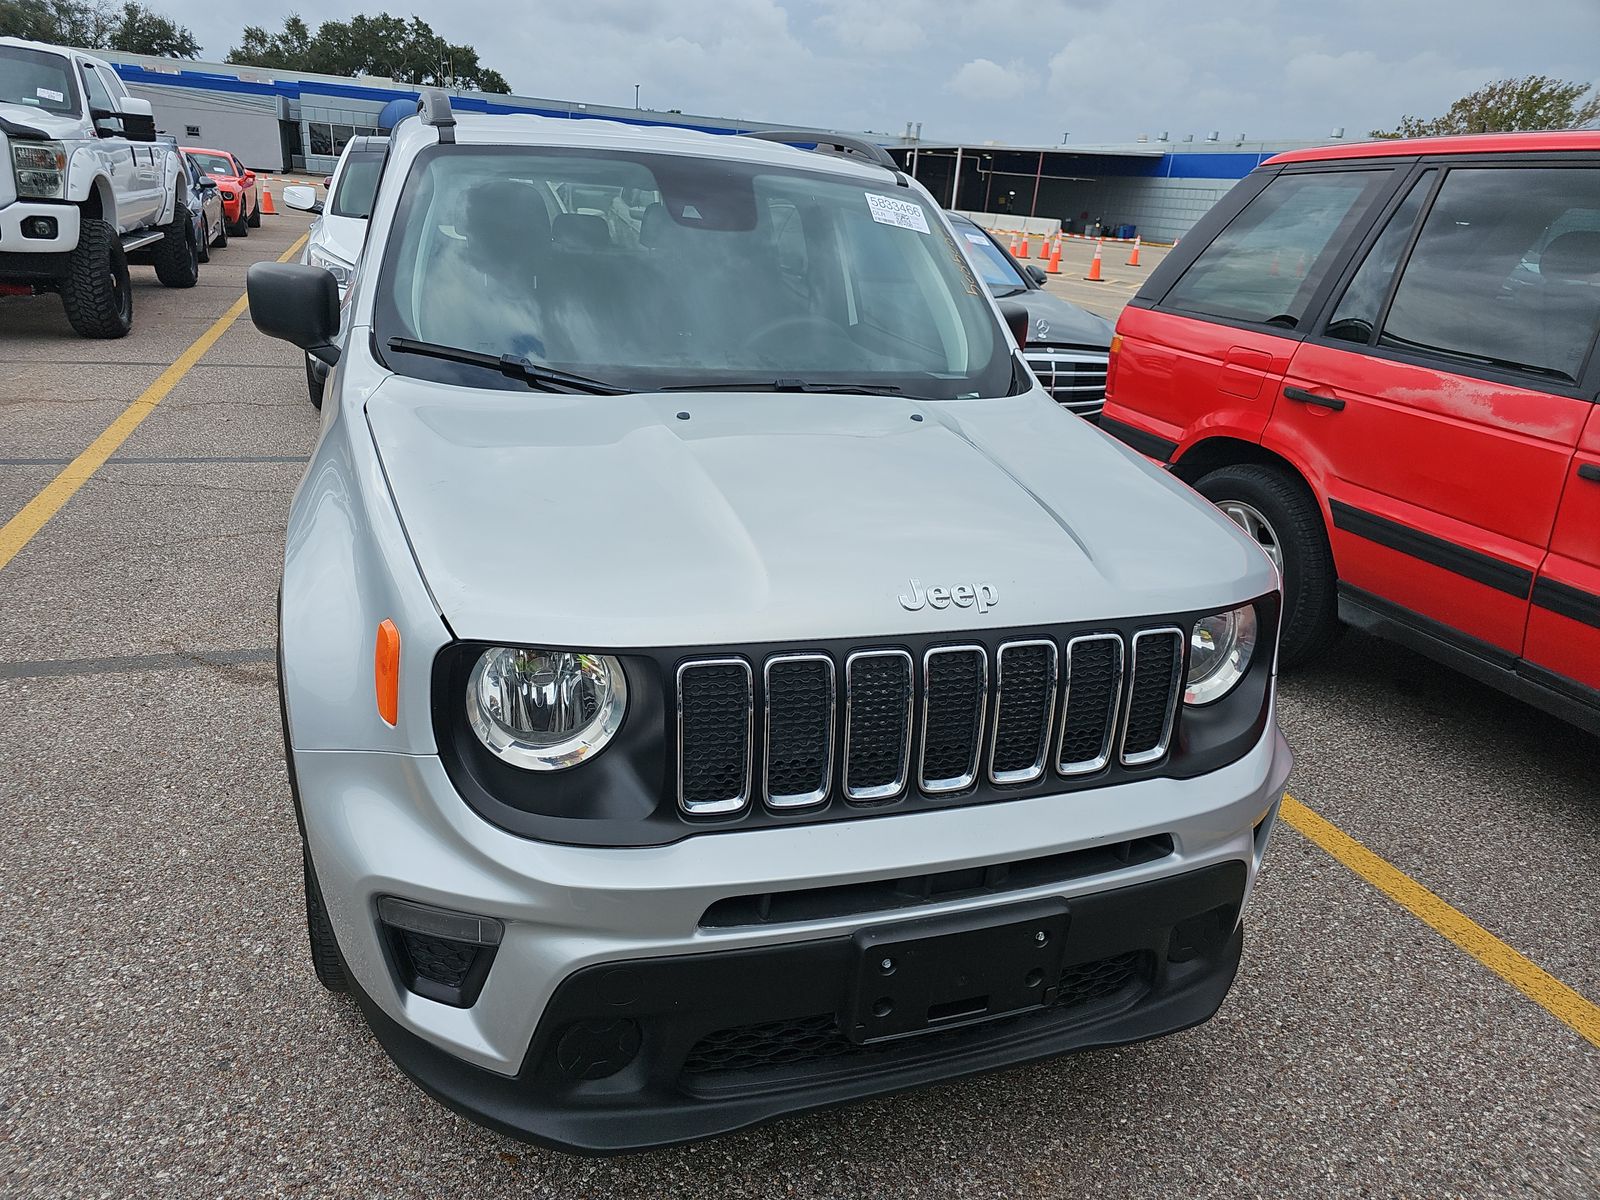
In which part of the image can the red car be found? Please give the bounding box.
[182,146,259,237]
[1101,130,1600,734]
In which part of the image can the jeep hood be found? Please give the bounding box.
[365,381,1274,647]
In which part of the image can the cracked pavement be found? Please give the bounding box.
[0,204,1594,1200]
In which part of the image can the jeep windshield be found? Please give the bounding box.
[372,145,1014,399]
[0,45,80,118]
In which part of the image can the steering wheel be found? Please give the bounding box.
[743,314,859,360]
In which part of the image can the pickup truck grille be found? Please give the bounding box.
[674,625,1187,817]
[1025,348,1109,418]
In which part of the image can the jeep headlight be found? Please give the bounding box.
[1185,604,1257,706]
[11,141,67,200]
[308,246,353,289]
[466,648,627,771]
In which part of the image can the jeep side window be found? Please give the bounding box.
[1324,171,1435,346]
[1378,167,1600,383]
[1162,169,1391,329]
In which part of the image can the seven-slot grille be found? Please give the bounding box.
[675,627,1188,816]
[1024,348,1110,417]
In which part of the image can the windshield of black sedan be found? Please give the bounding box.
[375,146,1011,397]
[952,221,1028,293]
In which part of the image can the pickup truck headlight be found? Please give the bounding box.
[308,246,353,289]
[466,648,627,771]
[1185,604,1257,706]
[11,141,67,200]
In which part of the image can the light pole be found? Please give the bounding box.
[634,84,641,109]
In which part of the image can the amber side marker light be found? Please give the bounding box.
[375,619,401,726]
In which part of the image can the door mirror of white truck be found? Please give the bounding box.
[282,185,319,212]
[91,96,156,141]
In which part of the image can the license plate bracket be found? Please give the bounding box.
[845,898,1069,1045]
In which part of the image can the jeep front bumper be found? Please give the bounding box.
[292,722,1290,1152]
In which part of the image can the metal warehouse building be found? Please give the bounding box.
[96,50,793,177]
[97,50,1322,240]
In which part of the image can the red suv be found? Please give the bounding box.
[1101,131,1600,734]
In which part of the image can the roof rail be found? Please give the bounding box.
[741,129,906,184]
[416,87,456,145]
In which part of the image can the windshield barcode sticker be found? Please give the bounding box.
[866,193,930,234]
[36,88,65,103]
[963,232,988,244]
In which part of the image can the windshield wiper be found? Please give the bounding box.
[386,337,630,394]
[657,378,907,396]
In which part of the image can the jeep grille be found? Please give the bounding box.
[674,625,1187,817]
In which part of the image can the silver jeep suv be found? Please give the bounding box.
[248,92,1291,1154]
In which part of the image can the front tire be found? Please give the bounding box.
[214,215,228,249]
[230,205,249,238]
[60,217,133,339]
[154,203,200,288]
[247,195,262,227]
[1194,463,1341,666]
[303,848,348,993]
[197,216,210,263]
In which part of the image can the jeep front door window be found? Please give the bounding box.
[0,45,80,117]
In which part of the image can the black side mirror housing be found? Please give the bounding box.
[91,107,156,141]
[1024,264,1048,286]
[197,175,218,190]
[248,262,341,365]
[999,300,1030,349]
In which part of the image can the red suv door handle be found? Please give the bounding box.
[1283,385,1346,412]
[1578,463,1600,482]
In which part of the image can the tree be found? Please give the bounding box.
[227,12,512,94]
[108,2,198,57]
[1371,75,1600,138]
[0,0,196,56]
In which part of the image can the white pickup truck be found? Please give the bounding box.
[1,36,197,337]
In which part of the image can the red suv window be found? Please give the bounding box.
[1161,169,1391,329]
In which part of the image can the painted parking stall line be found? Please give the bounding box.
[1281,793,1600,1048]
[0,233,308,575]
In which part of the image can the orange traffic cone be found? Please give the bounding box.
[1085,239,1105,282]
[1045,239,1062,274]
[1009,231,1021,255]
[1017,235,1031,259]
[260,187,276,215]
[1126,235,1141,267]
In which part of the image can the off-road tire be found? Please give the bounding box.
[306,356,326,409]
[1195,463,1342,667]
[154,204,200,288]
[60,217,133,339]
[303,848,348,993]
[247,197,261,227]
[197,216,211,263]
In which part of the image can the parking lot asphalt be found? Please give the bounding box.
[1,210,1594,1200]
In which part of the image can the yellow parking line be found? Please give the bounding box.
[1281,794,1600,1048]
[0,234,308,575]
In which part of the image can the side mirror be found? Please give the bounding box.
[197,175,218,190]
[999,300,1030,350]
[281,184,319,212]
[248,262,341,364]
[324,176,335,188]
[115,96,156,141]
[1024,264,1048,286]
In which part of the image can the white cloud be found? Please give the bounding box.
[947,58,1034,104]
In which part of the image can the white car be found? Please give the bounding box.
[283,134,386,405]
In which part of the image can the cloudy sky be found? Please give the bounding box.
[165,0,1598,143]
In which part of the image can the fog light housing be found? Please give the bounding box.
[22,216,57,239]
[377,896,502,1008]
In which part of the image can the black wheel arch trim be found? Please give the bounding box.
[1328,499,1533,598]
[1099,416,1178,463]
